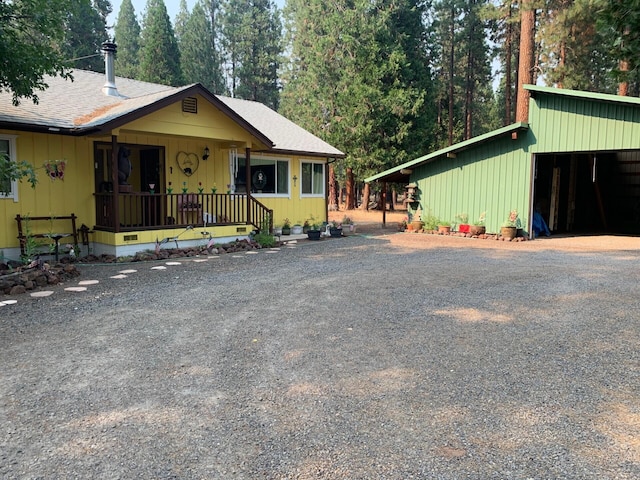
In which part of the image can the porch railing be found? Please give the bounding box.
[94,192,273,234]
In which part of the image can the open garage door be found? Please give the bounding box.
[533,151,640,235]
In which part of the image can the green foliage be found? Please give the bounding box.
[19,216,40,264]
[220,0,282,109]
[281,0,436,184]
[254,231,276,248]
[597,0,640,89]
[139,0,184,86]
[114,0,142,79]
[0,0,74,105]
[0,153,38,196]
[178,1,226,93]
[61,0,111,72]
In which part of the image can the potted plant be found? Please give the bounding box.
[329,220,342,238]
[469,212,486,236]
[437,220,452,234]
[410,207,424,231]
[455,212,470,233]
[292,222,304,235]
[302,219,311,234]
[340,215,357,235]
[306,217,321,240]
[281,218,291,235]
[398,217,408,232]
[501,209,520,239]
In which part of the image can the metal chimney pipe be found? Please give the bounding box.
[101,41,119,97]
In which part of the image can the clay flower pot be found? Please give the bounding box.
[501,226,517,239]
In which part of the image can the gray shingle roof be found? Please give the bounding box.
[0,69,344,158]
[216,96,344,157]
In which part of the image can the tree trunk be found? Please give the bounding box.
[389,189,396,211]
[360,182,370,211]
[516,0,535,123]
[328,163,338,211]
[505,5,513,125]
[345,167,356,210]
[448,6,455,145]
[618,59,629,96]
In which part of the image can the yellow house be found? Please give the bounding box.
[0,44,344,260]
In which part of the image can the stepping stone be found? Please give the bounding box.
[119,269,137,274]
[269,248,281,251]
[110,274,128,279]
[266,250,278,254]
[78,280,99,286]
[2,299,17,305]
[246,251,258,255]
[207,256,219,259]
[31,291,54,298]
[65,286,88,292]
[193,259,208,263]
[151,266,167,270]
[166,261,182,266]
[232,255,244,258]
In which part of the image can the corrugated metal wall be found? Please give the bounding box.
[413,134,532,233]
[530,95,640,153]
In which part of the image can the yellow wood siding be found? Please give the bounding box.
[0,130,95,251]
[1,127,327,254]
[121,95,256,146]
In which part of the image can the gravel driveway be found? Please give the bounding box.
[1,232,639,479]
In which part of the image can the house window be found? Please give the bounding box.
[236,156,289,195]
[0,135,18,201]
[301,161,325,197]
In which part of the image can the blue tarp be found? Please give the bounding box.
[533,211,551,237]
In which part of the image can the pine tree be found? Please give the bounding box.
[177,1,225,92]
[114,0,141,79]
[538,0,616,93]
[139,0,183,86]
[597,0,640,95]
[220,0,282,109]
[62,0,111,72]
[281,0,434,202]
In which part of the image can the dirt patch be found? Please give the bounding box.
[329,207,640,252]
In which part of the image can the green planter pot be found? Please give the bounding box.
[307,229,321,240]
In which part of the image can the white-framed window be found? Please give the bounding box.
[236,155,290,196]
[0,135,18,202]
[301,160,325,197]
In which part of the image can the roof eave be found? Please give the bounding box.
[253,147,346,159]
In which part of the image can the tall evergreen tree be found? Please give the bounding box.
[114,0,141,79]
[62,0,111,72]
[220,0,282,109]
[138,0,183,85]
[597,0,640,95]
[179,1,226,92]
[281,0,434,193]
[539,0,616,93]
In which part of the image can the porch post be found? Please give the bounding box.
[325,159,330,223]
[245,147,251,225]
[382,181,387,227]
[111,135,120,233]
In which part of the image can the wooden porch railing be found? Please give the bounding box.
[94,192,273,234]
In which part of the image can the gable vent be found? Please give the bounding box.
[182,97,198,113]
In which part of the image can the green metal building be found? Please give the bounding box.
[365,85,640,236]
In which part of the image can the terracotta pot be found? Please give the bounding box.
[501,226,517,239]
[438,225,451,234]
[411,221,424,231]
[469,225,486,236]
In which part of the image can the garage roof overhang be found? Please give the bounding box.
[364,122,529,184]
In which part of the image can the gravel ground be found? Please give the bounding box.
[1,230,640,479]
